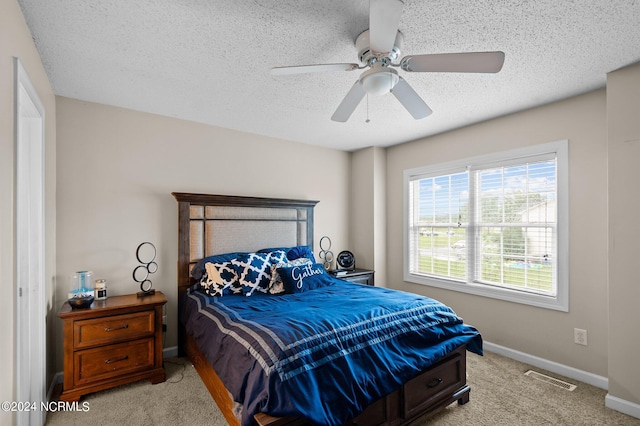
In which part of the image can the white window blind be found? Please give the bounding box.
[471,158,557,296]
[404,141,568,311]
[409,169,469,281]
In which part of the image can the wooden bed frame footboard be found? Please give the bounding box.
[188,331,470,426]
[173,192,472,426]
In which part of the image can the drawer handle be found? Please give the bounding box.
[426,378,443,389]
[105,324,129,332]
[105,355,129,364]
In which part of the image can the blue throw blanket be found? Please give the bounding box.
[182,278,482,425]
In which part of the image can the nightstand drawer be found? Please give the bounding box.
[330,269,375,286]
[74,311,155,349]
[75,338,154,385]
[344,274,373,286]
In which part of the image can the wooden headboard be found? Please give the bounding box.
[172,192,319,350]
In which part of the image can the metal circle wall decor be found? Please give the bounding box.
[133,242,157,297]
[318,236,334,270]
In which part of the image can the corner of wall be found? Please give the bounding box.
[606,62,640,408]
[350,147,387,286]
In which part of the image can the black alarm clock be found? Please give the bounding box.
[337,250,355,270]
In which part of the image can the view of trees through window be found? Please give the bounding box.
[411,159,556,296]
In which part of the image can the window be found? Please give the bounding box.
[404,141,568,311]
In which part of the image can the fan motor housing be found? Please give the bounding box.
[356,30,404,64]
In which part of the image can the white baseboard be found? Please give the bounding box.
[606,394,640,419]
[47,371,63,402]
[483,341,608,389]
[163,346,178,358]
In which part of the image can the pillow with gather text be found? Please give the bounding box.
[268,257,312,294]
[277,263,335,294]
[200,261,242,297]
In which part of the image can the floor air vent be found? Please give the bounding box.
[524,370,577,391]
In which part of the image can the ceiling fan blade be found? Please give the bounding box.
[271,63,359,76]
[400,51,505,73]
[369,0,404,54]
[331,80,366,122]
[391,77,432,119]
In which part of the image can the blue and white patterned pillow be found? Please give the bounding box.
[268,257,312,294]
[233,250,287,296]
[200,261,241,296]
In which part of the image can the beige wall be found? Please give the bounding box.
[350,147,387,285]
[607,62,640,406]
[385,90,610,377]
[371,147,387,287]
[55,97,351,371]
[1,0,57,424]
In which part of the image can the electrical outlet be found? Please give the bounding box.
[574,328,588,346]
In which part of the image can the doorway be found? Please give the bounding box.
[14,57,46,426]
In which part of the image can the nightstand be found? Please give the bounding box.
[58,291,167,401]
[330,268,375,286]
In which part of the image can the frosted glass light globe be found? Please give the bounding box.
[361,67,399,96]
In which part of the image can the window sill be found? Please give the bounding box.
[404,272,568,312]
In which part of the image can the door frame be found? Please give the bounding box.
[14,57,47,426]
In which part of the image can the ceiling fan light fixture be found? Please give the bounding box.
[361,66,399,96]
[273,2,505,122]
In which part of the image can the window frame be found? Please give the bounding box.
[403,140,569,312]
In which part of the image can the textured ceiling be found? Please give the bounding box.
[17,0,640,151]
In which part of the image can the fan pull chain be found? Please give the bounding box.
[365,95,370,123]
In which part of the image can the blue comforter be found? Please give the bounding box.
[181,278,482,425]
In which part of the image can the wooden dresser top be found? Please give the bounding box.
[59,291,167,319]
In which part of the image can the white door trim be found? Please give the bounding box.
[14,57,46,426]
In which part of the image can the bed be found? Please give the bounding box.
[172,192,482,426]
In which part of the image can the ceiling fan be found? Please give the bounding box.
[271,0,505,122]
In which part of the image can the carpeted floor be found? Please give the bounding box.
[46,351,640,425]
